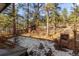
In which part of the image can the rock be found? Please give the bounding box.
[39,43,44,49]
[25,51,29,56]
[45,48,54,56]
[29,50,34,56]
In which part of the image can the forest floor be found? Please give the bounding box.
[21,25,74,41]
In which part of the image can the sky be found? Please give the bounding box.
[18,3,74,17]
[59,3,73,14]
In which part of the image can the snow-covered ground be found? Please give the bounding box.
[13,36,75,56]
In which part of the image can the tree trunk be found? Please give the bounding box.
[46,11,49,36]
[54,18,56,34]
[26,3,30,33]
[37,3,39,26]
[12,3,17,43]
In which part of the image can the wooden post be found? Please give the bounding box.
[73,16,78,55]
